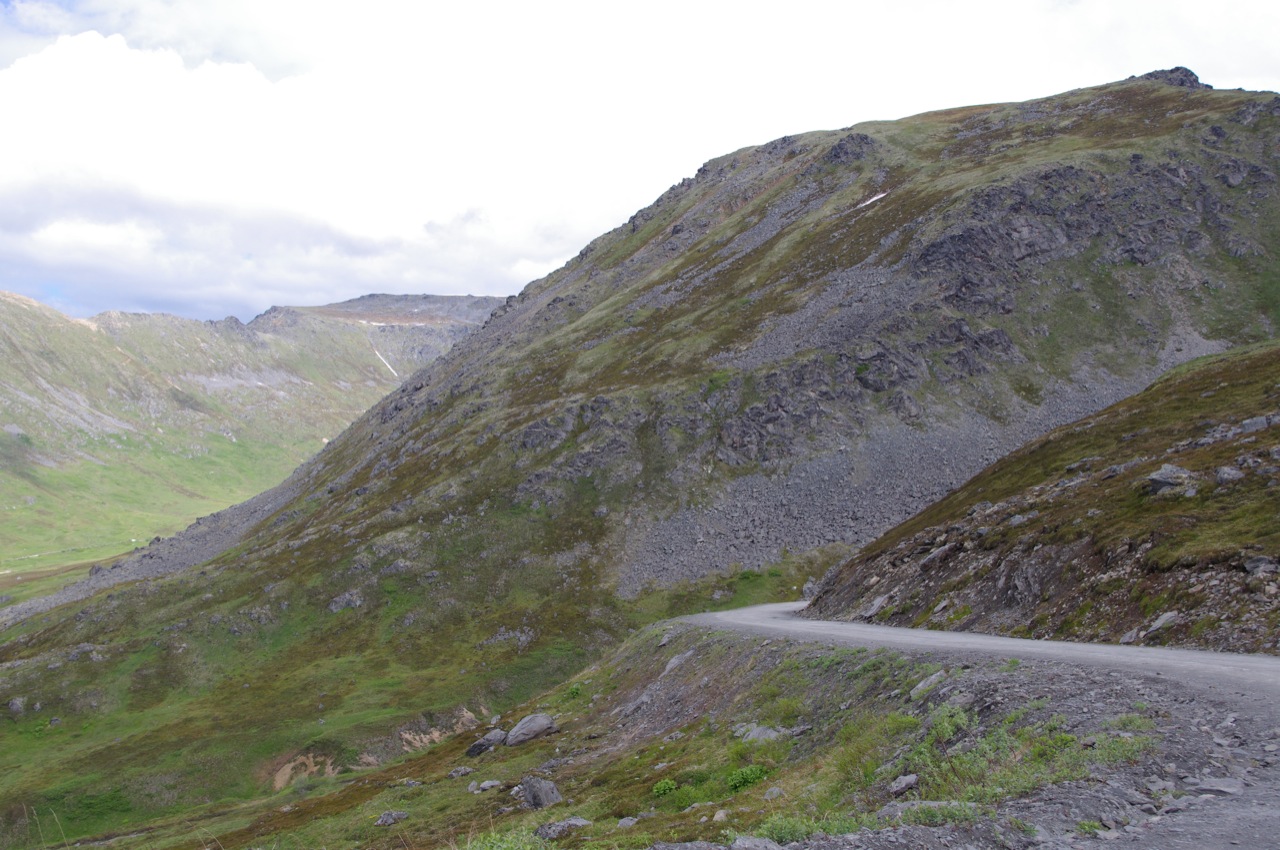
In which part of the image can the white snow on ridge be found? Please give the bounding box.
[856,192,889,209]
[372,346,399,378]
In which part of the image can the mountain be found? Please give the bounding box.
[805,338,1280,653]
[1,68,1279,845]
[0,292,502,574]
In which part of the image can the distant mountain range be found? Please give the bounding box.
[1,68,1279,847]
[0,291,502,571]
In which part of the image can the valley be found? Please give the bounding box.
[2,67,1280,848]
[0,292,502,576]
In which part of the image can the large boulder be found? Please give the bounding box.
[522,775,563,809]
[535,815,590,839]
[465,727,508,757]
[505,713,557,746]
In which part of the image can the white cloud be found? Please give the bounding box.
[0,1,1276,320]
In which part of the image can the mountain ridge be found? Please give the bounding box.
[0,291,503,573]
[2,68,1279,846]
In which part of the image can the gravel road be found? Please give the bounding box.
[684,602,1280,850]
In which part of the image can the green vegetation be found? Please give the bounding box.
[63,628,1151,850]
[0,73,1274,847]
[0,293,491,572]
[726,764,768,791]
[652,778,678,797]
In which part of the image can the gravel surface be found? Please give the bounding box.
[684,603,1280,849]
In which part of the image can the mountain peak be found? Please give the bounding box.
[1135,66,1211,89]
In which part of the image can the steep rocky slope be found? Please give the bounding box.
[805,340,1280,653]
[2,68,1280,844]
[0,292,499,570]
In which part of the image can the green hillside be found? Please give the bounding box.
[0,292,499,577]
[1,70,1278,847]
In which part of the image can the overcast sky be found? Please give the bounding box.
[0,0,1277,321]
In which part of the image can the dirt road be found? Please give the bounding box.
[684,602,1280,850]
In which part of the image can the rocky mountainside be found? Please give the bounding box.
[0,291,500,570]
[805,339,1280,653]
[2,68,1280,845]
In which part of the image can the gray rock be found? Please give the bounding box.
[712,809,729,822]
[327,590,363,613]
[1149,464,1195,494]
[1216,466,1246,484]
[506,713,557,746]
[861,594,891,618]
[482,728,508,745]
[1120,628,1139,645]
[1148,611,1179,633]
[652,843,727,850]
[465,739,494,757]
[1245,556,1279,575]
[910,670,947,700]
[733,722,783,742]
[1197,776,1245,795]
[448,766,474,779]
[763,785,785,800]
[1242,415,1271,433]
[1138,67,1212,90]
[522,775,563,809]
[618,816,639,828]
[374,811,408,826]
[7,697,24,716]
[477,780,502,792]
[731,838,784,850]
[535,816,591,839]
[889,773,919,796]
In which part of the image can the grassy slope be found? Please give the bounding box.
[0,77,1278,845]
[8,625,1161,850]
[0,294,489,572]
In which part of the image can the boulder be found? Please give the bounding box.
[506,713,557,746]
[465,727,509,756]
[889,773,919,796]
[327,590,363,613]
[1148,611,1179,634]
[1245,556,1279,576]
[374,811,408,826]
[910,670,947,700]
[448,766,475,779]
[1216,466,1246,484]
[733,722,783,742]
[535,816,591,839]
[731,839,784,850]
[1197,776,1245,795]
[1149,464,1195,494]
[522,775,562,809]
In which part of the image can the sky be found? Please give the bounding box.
[0,1,1277,322]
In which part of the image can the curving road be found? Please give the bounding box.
[683,602,1280,849]
[686,601,1280,702]
[686,601,1280,850]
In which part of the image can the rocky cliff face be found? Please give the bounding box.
[804,340,1280,654]
[2,69,1280,837]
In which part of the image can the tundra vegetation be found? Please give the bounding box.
[1,69,1278,847]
